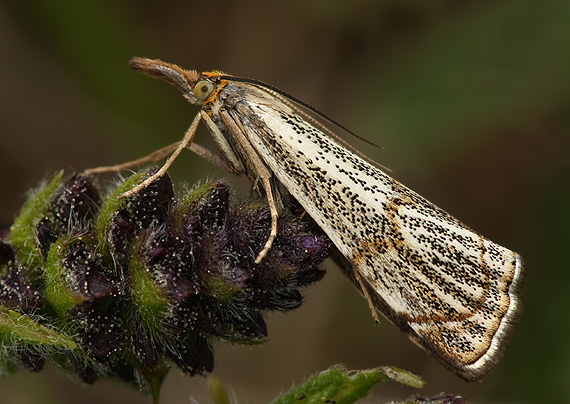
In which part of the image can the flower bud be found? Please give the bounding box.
[1,169,331,397]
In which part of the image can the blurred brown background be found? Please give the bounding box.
[1,1,569,403]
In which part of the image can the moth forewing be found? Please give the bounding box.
[124,57,525,382]
[216,81,524,381]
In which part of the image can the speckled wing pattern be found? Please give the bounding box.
[215,83,525,381]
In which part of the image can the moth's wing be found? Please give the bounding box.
[231,89,524,381]
[361,189,524,381]
[332,205,525,382]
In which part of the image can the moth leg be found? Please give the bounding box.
[83,141,181,175]
[354,270,381,323]
[85,140,233,179]
[255,176,279,264]
[251,177,262,196]
[187,143,235,173]
[119,112,202,199]
[218,109,278,263]
[200,111,245,174]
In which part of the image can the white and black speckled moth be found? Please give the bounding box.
[90,57,525,382]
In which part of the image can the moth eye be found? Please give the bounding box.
[193,80,215,100]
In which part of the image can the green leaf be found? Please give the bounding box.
[377,366,426,389]
[271,366,424,404]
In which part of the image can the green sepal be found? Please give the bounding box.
[170,181,220,232]
[129,235,169,330]
[200,272,242,303]
[94,171,146,256]
[0,306,77,350]
[8,171,64,275]
[44,234,91,316]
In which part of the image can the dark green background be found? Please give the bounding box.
[1,1,568,403]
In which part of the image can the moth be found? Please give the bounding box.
[87,57,525,382]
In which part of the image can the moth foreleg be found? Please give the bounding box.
[118,112,202,199]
